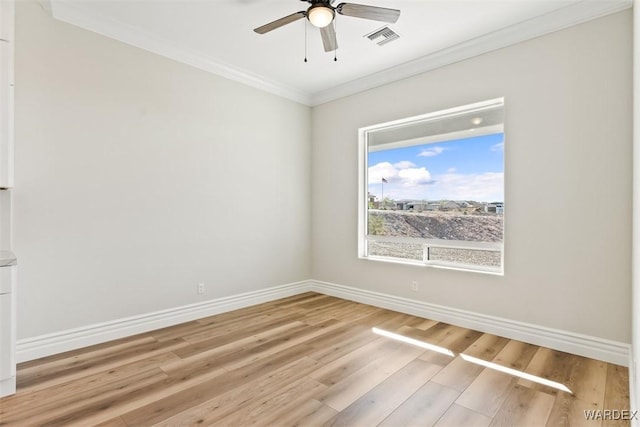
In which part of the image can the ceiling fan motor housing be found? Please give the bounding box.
[307,3,335,28]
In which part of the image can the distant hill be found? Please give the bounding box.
[368,210,503,243]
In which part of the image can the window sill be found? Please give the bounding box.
[359,254,504,276]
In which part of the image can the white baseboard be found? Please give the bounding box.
[16,281,308,363]
[17,279,630,367]
[0,376,16,398]
[308,280,631,366]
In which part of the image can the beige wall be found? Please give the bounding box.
[311,11,633,343]
[13,2,311,338]
[632,0,639,411]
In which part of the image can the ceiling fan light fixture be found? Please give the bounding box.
[308,5,334,28]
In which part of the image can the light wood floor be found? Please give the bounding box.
[0,292,630,426]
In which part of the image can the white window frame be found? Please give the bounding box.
[357,98,505,275]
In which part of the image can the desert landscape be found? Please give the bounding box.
[367,209,503,267]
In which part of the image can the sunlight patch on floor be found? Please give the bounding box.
[372,326,572,395]
[371,327,455,356]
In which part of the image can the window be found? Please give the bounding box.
[358,98,505,274]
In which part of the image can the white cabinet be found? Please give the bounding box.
[0,264,16,397]
[0,189,11,249]
[0,0,13,189]
[0,0,15,399]
[0,65,12,188]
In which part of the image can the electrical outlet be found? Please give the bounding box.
[197,283,205,294]
[411,281,418,292]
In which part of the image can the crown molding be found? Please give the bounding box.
[309,0,632,106]
[47,0,630,107]
[48,1,312,106]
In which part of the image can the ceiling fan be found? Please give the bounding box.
[253,0,401,53]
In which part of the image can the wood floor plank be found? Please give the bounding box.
[429,333,510,392]
[431,356,486,392]
[46,363,229,427]
[421,350,458,367]
[183,307,303,343]
[434,403,492,427]
[305,323,380,365]
[413,318,440,331]
[263,399,338,427]
[4,368,170,426]
[194,297,299,322]
[16,336,156,384]
[603,364,631,427]
[120,339,316,426]
[455,368,517,418]
[454,338,539,418]
[375,312,432,331]
[324,359,441,426]
[354,308,407,328]
[145,320,208,343]
[491,339,539,371]
[464,333,511,360]
[164,319,343,383]
[173,318,307,360]
[92,416,128,427]
[538,352,607,426]
[546,394,604,427]
[152,356,321,427]
[330,303,382,323]
[18,338,189,392]
[223,318,345,371]
[309,337,392,386]
[489,384,555,427]
[298,294,343,309]
[517,348,582,396]
[214,376,327,426]
[15,334,156,370]
[394,323,483,356]
[271,292,327,307]
[0,351,180,417]
[379,381,460,427]
[317,343,426,411]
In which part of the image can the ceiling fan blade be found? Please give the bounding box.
[254,11,306,34]
[336,3,400,23]
[320,22,338,52]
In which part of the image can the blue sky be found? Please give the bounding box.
[368,133,504,202]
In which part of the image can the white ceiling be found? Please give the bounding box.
[47,0,631,105]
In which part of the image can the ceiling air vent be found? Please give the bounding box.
[365,26,399,46]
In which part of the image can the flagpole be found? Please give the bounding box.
[381,178,384,209]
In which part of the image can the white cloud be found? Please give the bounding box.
[368,162,399,184]
[447,167,457,173]
[393,161,416,169]
[368,161,433,187]
[398,167,432,186]
[417,146,446,157]
[490,142,504,152]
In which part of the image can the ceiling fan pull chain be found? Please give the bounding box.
[334,18,338,62]
[304,18,308,63]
